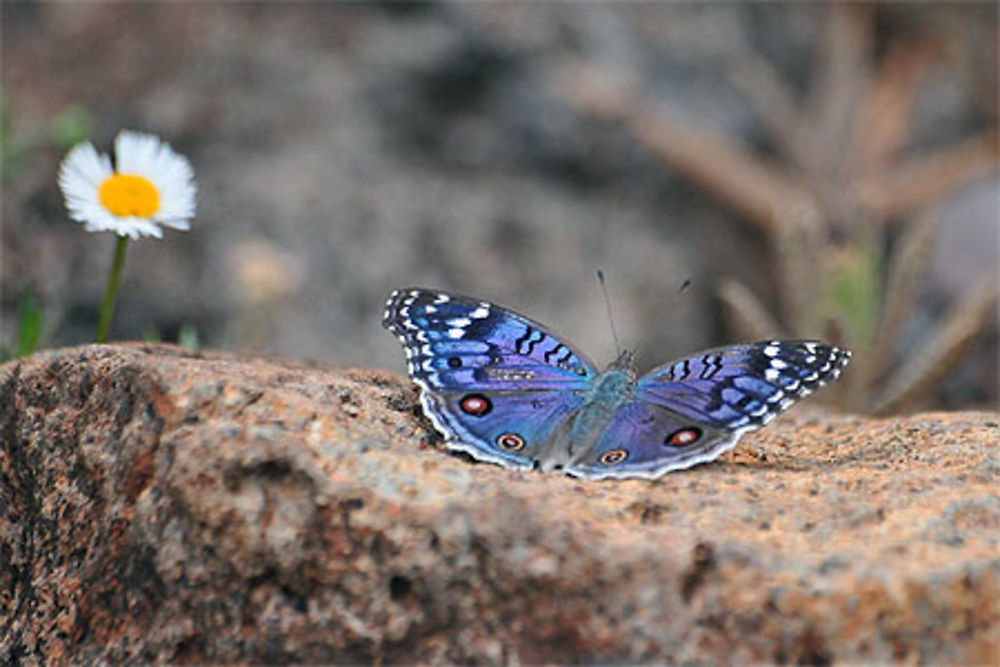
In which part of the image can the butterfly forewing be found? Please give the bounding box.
[383,288,597,392]
[636,341,851,430]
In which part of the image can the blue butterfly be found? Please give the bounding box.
[382,288,851,480]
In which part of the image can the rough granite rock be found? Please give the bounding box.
[1,344,998,664]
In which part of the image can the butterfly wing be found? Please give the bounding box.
[382,288,597,391]
[420,390,586,470]
[567,341,851,479]
[564,400,739,479]
[382,288,597,468]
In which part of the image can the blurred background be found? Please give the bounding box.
[2,3,997,413]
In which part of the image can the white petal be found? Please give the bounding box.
[80,209,119,233]
[114,130,162,173]
[59,142,114,226]
[107,216,162,239]
[151,175,196,223]
[127,216,163,238]
[59,141,113,189]
[78,204,162,239]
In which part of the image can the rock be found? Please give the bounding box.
[2,343,998,664]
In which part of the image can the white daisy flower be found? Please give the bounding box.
[58,130,196,239]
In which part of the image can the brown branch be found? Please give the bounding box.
[560,64,819,233]
[803,3,874,178]
[849,39,938,178]
[872,281,999,414]
[770,216,824,338]
[867,208,939,384]
[627,104,818,232]
[857,131,999,222]
[728,54,805,165]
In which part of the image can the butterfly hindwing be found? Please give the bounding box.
[420,390,585,470]
[565,400,740,480]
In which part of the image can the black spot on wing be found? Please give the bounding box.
[523,329,544,355]
[544,342,567,363]
[699,354,723,380]
[514,326,533,354]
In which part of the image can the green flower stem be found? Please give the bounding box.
[95,235,129,343]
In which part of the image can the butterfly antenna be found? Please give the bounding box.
[634,276,694,356]
[596,269,622,357]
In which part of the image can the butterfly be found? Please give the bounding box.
[382,288,851,480]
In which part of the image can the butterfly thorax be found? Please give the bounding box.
[571,349,639,434]
[572,366,635,436]
[536,364,637,471]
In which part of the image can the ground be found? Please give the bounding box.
[2,344,997,663]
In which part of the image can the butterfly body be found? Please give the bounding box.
[530,357,634,471]
[383,288,850,480]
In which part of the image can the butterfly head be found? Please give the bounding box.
[607,349,638,378]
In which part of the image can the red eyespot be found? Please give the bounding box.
[665,427,702,447]
[497,433,525,451]
[459,394,492,416]
[600,448,628,465]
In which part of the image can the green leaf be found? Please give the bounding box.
[142,325,163,343]
[826,239,881,355]
[50,106,93,149]
[178,323,199,350]
[16,287,43,358]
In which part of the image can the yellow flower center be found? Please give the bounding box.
[98,173,160,218]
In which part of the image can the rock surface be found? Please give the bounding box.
[2,344,998,664]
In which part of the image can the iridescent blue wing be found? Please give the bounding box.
[418,390,586,470]
[636,341,851,427]
[382,288,596,391]
[567,341,851,479]
[382,288,597,468]
[564,400,738,480]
